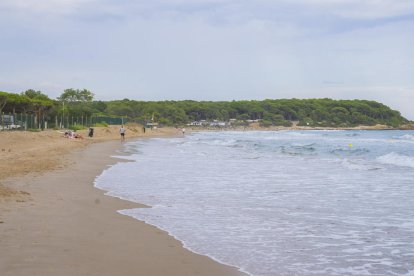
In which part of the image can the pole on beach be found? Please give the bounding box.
[61,101,65,129]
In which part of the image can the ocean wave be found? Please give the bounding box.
[97,131,414,276]
[280,144,317,156]
[376,152,414,168]
[393,134,414,141]
[194,139,239,147]
[330,147,370,156]
[345,132,360,137]
[340,159,381,171]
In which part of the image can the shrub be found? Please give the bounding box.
[70,124,85,131]
[259,120,273,127]
[93,122,108,127]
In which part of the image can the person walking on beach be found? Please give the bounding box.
[119,125,126,141]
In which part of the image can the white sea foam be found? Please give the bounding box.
[95,130,414,276]
[377,152,414,168]
[339,158,381,171]
[394,134,414,140]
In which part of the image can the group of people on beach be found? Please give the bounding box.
[62,125,127,141]
[64,130,83,139]
[62,125,186,141]
[63,127,94,139]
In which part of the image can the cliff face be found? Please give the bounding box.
[399,123,414,130]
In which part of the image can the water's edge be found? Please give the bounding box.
[94,131,414,276]
[93,150,249,275]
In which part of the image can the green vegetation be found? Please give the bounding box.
[93,122,109,127]
[103,98,408,127]
[0,89,95,129]
[69,124,85,131]
[0,89,409,129]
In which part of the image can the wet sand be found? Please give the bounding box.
[0,129,243,276]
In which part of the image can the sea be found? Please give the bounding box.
[95,130,414,276]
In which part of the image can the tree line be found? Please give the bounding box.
[104,98,408,127]
[0,89,409,128]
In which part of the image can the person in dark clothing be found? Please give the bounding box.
[88,127,94,138]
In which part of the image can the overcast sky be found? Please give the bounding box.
[1,0,413,119]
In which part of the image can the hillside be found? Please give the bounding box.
[1,90,409,128]
[104,98,408,128]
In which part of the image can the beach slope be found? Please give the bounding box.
[0,130,243,275]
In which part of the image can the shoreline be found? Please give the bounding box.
[0,133,244,275]
[2,127,411,275]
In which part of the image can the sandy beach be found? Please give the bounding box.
[0,127,243,276]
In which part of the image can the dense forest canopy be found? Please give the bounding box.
[0,89,409,128]
[104,98,408,127]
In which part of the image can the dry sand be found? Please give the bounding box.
[0,126,243,276]
[0,125,179,192]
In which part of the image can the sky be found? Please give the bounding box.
[1,0,413,119]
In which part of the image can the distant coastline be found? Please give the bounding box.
[187,122,414,132]
[1,91,411,132]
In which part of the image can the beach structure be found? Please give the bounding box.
[0,115,21,130]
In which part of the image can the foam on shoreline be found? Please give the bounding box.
[0,138,243,276]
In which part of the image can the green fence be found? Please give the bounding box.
[0,112,131,131]
[92,116,129,126]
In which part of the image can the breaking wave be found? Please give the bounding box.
[376,152,414,168]
[393,134,414,141]
[96,130,414,276]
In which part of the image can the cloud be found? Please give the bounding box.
[0,0,93,14]
[0,0,413,119]
[278,0,414,19]
[3,0,414,22]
